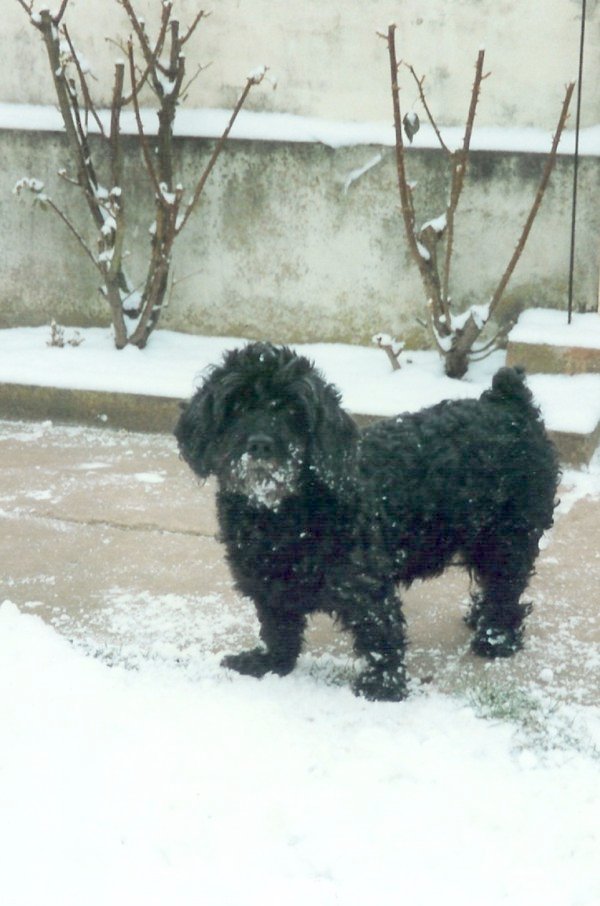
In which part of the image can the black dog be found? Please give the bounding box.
[176,343,558,701]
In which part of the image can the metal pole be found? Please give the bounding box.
[567,0,587,324]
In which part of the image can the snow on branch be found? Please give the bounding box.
[373,333,405,371]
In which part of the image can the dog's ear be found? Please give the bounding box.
[305,376,359,500]
[174,381,219,478]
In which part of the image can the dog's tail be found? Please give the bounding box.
[485,366,535,409]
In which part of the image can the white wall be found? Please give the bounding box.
[3,0,598,129]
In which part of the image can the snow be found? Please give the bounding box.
[509,307,600,350]
[343,151,384,193]
[420,212,447,234]
[247,64,267,82]
[1,102,599,154]
[416,240,431,261]
[448,302,491,334]
[1,325,600,905]
[1,599,599,906]
[528,373,600,434]
[1,325,600,437]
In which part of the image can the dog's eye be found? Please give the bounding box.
[286,404,309,430]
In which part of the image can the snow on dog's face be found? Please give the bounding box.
[227,451,302,511]
[215,399,306,510]
[175,342,359,509]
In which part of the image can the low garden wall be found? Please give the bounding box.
[1,127,598,347]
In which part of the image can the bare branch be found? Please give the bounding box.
[35,10,104,231]
[168,19,180,74]
[118,0,172,95]
[441,49,486,306]
[385,26,445,325]
[120,47,155,106]
[181,9,208,46]
[373,333,403,371]
[468,321,515,359]
[488,81,575,315]
[16,0,34,18]
[62,24,106,139]
[180,61,210,100]
[126,39,161,198]
[53,0,70,25]
[117,0,153,59]
[177,69,266,233]
[425,300,450,354]
[109,61,125,186]
[404,65,450,154]
[443,80,574,378]
[42,196,100,270]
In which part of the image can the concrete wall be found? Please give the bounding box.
[1,1,598,346]
[3,0,598,129]
[2,128,598,346]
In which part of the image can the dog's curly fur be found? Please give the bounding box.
[175,342,559,701]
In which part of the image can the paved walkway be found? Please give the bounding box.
[1,418,599,707]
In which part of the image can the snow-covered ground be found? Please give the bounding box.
[2,323,600,435]
[1,323,600,906]
[1,596,599,906]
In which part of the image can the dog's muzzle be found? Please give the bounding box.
[223,444,303,511]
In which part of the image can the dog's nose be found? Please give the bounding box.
[247,433,275,459]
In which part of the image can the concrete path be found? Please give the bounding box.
[1,418,598,709]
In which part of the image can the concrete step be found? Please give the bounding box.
[506,309,600,465]
[2,377,599,466]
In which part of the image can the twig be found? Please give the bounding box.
[385,26,444,329]
[488,81,575,314]
[37,10,104,230]
[180,62,210,100]
[109,62,125,189]
[181,9,208,46]
[106,63,128,287]
[126,40,161,199]
[16,0,33,17]
[373,333,403,370]
[53,0,70,25]
[442,49,486,307]
[62,24,106,139]
[177,69,266,234]
[42,197,100,270]
[404,65,450,154]
[444,80,575,378]
[119,0,172,96]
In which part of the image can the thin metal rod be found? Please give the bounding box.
[567,0,587,323]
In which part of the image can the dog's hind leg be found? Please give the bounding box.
[222,603,306,679]
[333,579,408,701]
[467,536,537,658]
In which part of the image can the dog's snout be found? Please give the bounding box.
[247,433,276,460]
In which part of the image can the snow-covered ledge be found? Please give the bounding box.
[507,308,600,375]
[1,104,600,155]
[506,309,600,464]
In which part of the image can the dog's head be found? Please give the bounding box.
[175,343,358,510]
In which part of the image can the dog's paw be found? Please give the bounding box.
[221,648,294,678]
[353,666,408,702]
[470,626,524,659]
[464,592,485,630]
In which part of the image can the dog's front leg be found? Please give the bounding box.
[222,601,306,679]
[332,575,408,702]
